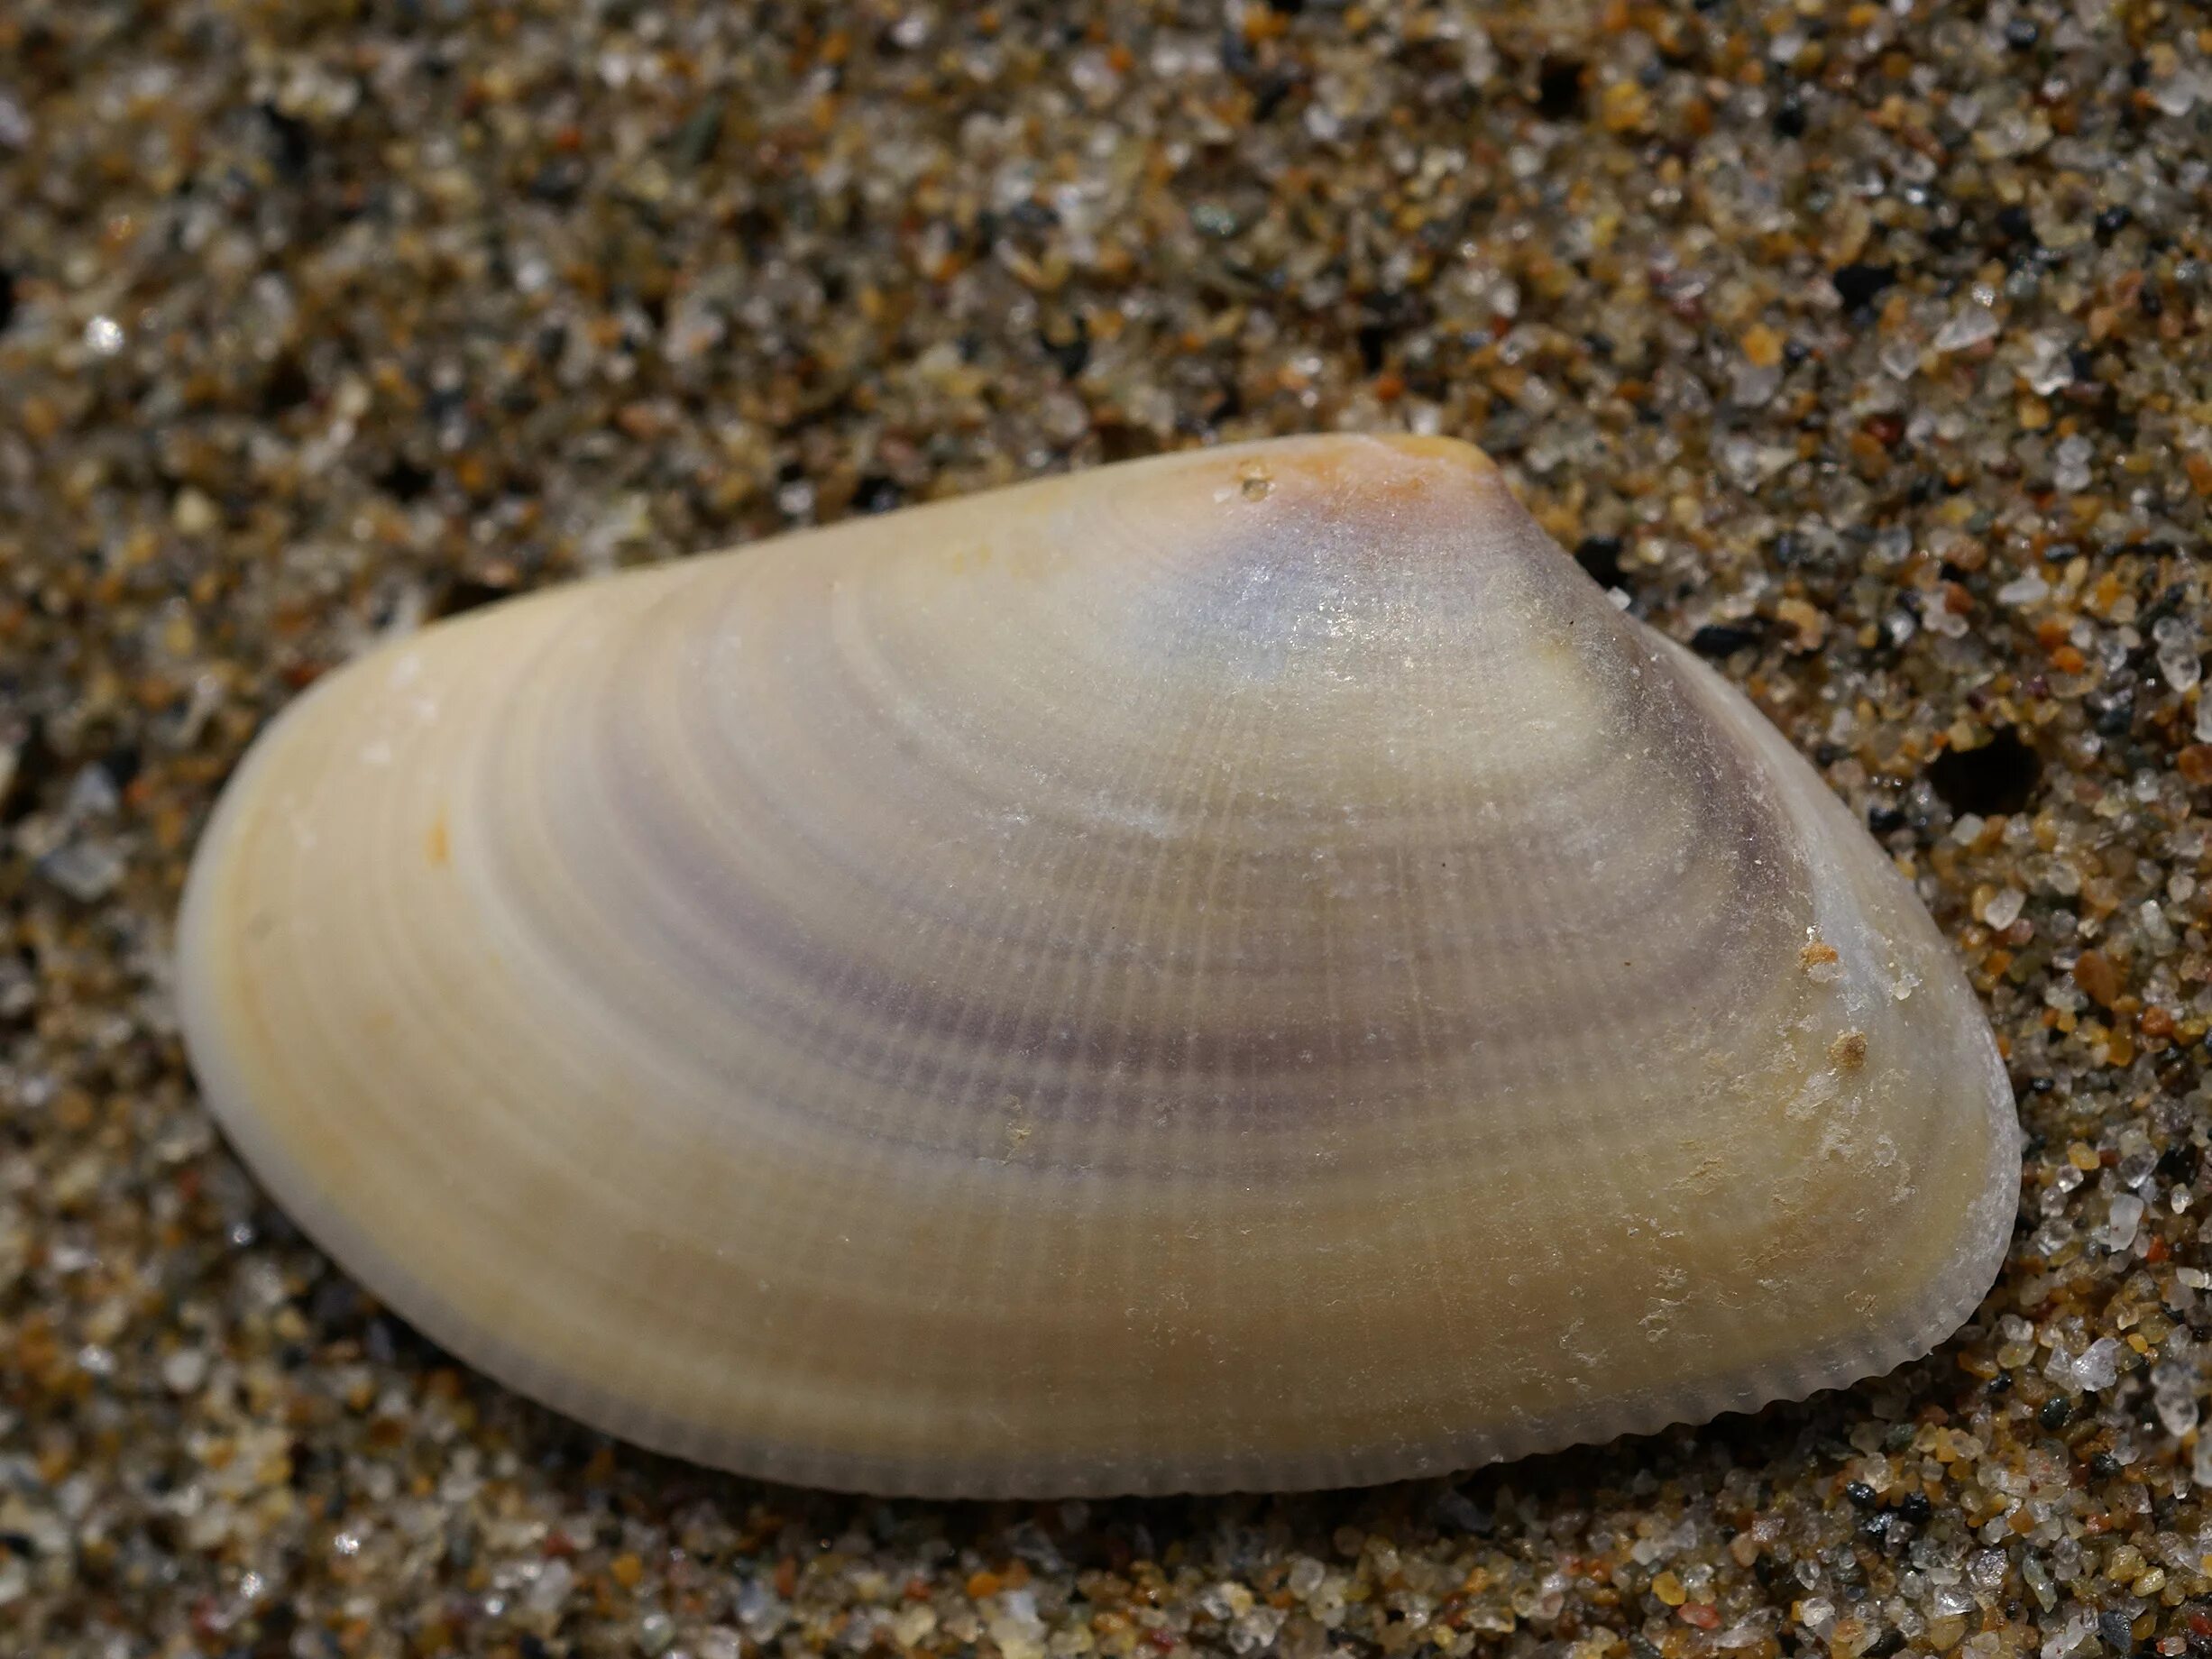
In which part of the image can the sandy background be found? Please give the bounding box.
[5,2,2212,1657]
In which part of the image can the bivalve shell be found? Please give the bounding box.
[177,435,2020,1497]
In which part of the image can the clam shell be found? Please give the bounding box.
[177,435,2019,1498]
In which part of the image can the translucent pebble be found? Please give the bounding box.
[2053,435,2094,494]
[65,763,121,820]
[526,1559,574,1615]
[41,841,126,903]
[1230,1609,1287,1653]
[2074,1336,2123,1391]
[0,958,33,1021]
[1879,339,1922,380]
[663,296,725,363]
[2157,637,2202,694]
[2041,1607,2094,1659]
[1976,109,2041,160]
[2101,1194,2144,1251]
[2023,1557,2059,1612]
[737,1579,787,1640]
[2023,333,2072,395]
[1199,1582,1253,1621]
[1996,573,2050,607]
[1041,390,1091,445]
[1984,888,2026,930]
[1068,49,1120,102]
[1516,375,1559,417]
[1932,1586,1978,1618]
[1730,362,1783,408]
[988,1589,1047,1659]
[1720,435,1794,489]
[2139,899,2176,951]
[892,1606,939,1646]
[1933,307,2000,353]
[2152,72,2204,117]
[1459,29,1499,85]
[161,1347,210,1394]
[2151,1362,2199,1438]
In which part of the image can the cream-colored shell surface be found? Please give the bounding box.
[177,435,2019,1497]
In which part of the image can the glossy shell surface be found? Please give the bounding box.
[177,435,2020,1497]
